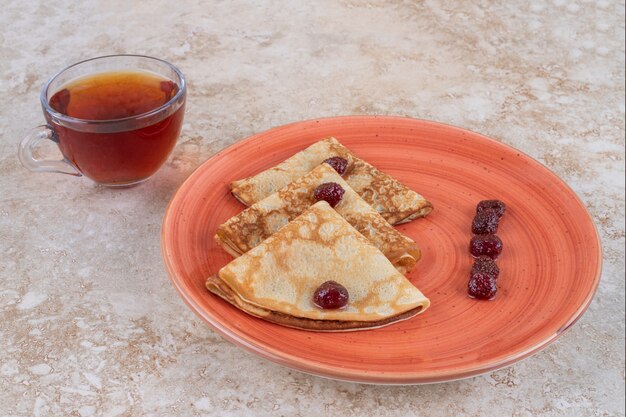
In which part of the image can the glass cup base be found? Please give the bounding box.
[96,176,151,188]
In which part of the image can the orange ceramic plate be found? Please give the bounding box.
[161,116,601,384]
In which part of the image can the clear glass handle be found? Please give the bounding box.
[18,125,81,176]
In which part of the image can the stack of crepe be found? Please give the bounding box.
[206,137,433,331]
[231,137,433,224]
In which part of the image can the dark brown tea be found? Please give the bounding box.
[47,71,184,185]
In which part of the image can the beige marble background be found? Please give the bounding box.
[1,1,624,416]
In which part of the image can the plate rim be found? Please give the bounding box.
[160,115,603,384]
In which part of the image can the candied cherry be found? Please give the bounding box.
[471,255,500,278]
[323,156,349,176]
[477,200,506,218]
[472,208,499,234]
[313,281,349,309]
[469,234,503,259]
[468,271,498,300]
[313,182,345,207]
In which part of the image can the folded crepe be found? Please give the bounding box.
[230,137,433,225]
[230,137,355,206]
[344,158,433,225]
[206,201,430,331]
[216,163,421,273]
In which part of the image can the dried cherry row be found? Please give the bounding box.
[468,200,506,300]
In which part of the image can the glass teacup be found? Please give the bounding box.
[18,55,186,187]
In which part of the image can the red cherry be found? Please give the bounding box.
[472,256,500,278]
[468,271,498,300]
[477,200,506,218]
[323,157,348,176]
[313,182,345,208]
[470,234,503,259]
[472,208,500,234]
[313,281,349,309]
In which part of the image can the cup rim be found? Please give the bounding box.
[40,54,186,126]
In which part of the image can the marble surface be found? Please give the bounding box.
[1,1,624,416]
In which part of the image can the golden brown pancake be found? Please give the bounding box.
[229,137,432,224]
[216,163,421,273]
[344,158,433,225]
[206,201,430,332]
[230,137,355,206]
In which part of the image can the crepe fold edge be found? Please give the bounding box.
[343,157,434,225]
[206,276,429,332]
[215,231,421,275]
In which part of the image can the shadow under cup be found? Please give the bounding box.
[20,55,186,187]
